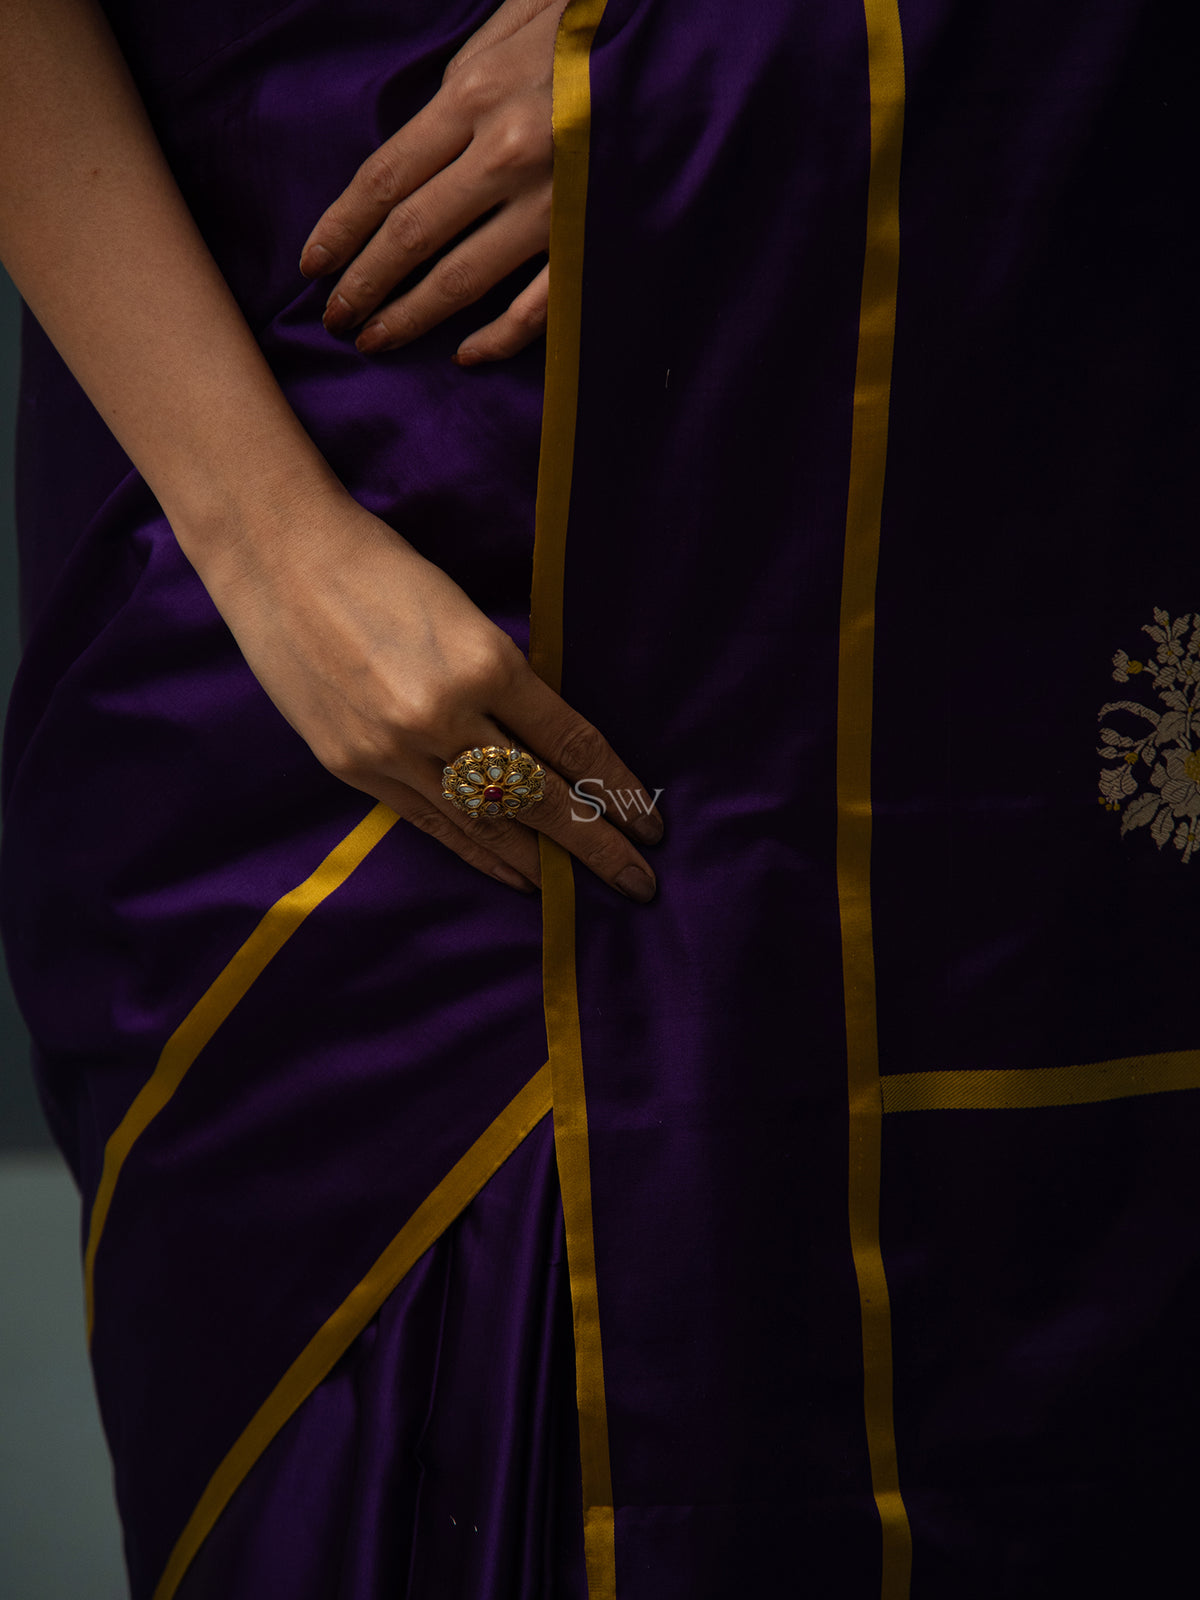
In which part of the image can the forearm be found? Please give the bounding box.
[0,0,341,579]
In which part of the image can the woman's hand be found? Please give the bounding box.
[206,483,662,900]
[300,0,567,366]
[0,0,657,900]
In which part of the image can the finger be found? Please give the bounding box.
[299,98,470,280]
[323,149,514,337]
[428,731,655,904]
[400,723,546,883]
[497,673,665,845]
[355,773,540,892]
[355,193,550,354]
[453,262,548,366]
[505,761,659,904]
[446,714,663,905]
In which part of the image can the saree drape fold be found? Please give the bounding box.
[2,1,1197,1596]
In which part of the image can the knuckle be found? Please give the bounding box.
[383,203,430,257]
[456,629,518,695]
[380,298,421,345]
[321,702,409,773]
[351,718,408,775]
[418,812,490,871]
[392,689,446,744]
[434,254,480,306]
[509,292,547,335]
[338,268,378,306]
[555,721,607,778]
[448,61,492,114]
[465,816,509,849]
[315,736,369,783]
[403,670,493,746]
[583,835,634,880]
[490,110,545,174]
[490,630,528,687]
[357,149,407,208]
[404,800,455,841]
[409,805,493,873]
[310,212,355,261]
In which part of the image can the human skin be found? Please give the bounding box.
[0,0,661,902]
[303,0,565,366]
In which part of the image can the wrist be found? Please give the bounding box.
[164,452,351,599]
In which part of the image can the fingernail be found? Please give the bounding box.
[614,864,656,903]
[300,243,333,277]
[628,813,663,847]
[493,864,537,893]
[452,345,483,368]
[323,292,352,332]
[356,321,388,353]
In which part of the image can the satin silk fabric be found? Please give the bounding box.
[172,1118,587,1600]
[5,2,560,1594]
[2,1,1198,1597]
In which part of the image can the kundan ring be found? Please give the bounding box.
[442,745,547,820]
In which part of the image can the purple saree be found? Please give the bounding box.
[2,1,1198,1597]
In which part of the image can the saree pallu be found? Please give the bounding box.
[2,0,1197,1596]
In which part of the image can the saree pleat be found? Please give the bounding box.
[173,1118,586,1600]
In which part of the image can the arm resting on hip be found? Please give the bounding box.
[0,0,664,902]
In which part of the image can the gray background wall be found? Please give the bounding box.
[0,265,42,1152]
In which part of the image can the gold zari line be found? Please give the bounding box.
[540,831,615,1600]
[84,803,398,1342]
[836,3,911,1598]
[152,1066,554,1600]
[882,1049,1200,1114]
[530,4,617,1598]
[530,0,607,695]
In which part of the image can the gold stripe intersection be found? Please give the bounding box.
[152,1066,554,1600]
[530,3,617,1597]
[84,802,398,1342]
[882,1049,1200,1114]
[836,3,911,1597]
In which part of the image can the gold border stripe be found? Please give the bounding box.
[882,1049,1200,1113]
[530,4,617,1597]
[539,833,615,1596]
[84,802,398,1342]
[530,0,606,692]
[837,4,911,1597]
[152,1064,553,1600]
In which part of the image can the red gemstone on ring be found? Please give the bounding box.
[482,785,505,803]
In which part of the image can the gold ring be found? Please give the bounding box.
[442,745,546,820]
